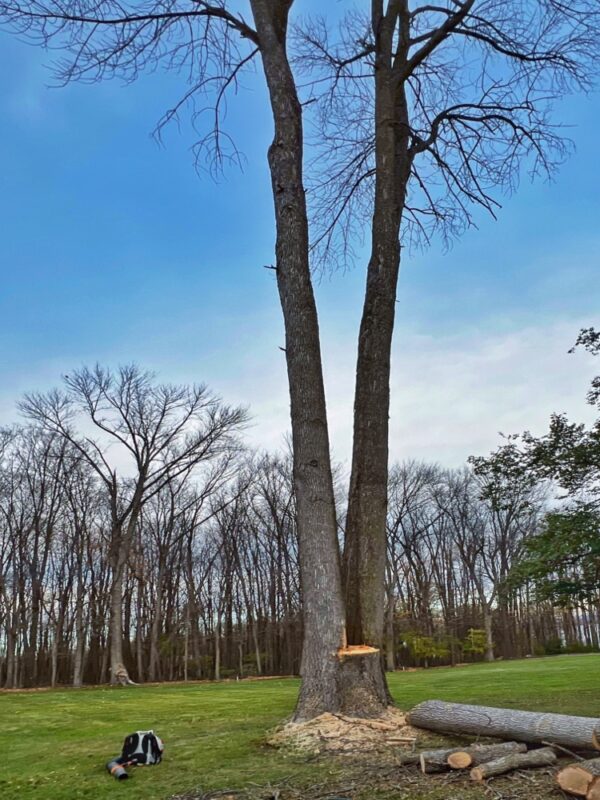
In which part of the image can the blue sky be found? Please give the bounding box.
[1,20,599,468]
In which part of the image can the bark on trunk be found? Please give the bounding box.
[420,742,526,774]
[249,0,387,721]
[447,742,527,769]
[470,747,557,781]
[344,5,410,658]
[408,700,600,751]
[556,758,600,797]
[483,606,495,662]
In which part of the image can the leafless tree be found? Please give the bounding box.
[1,0,598,718]
[20,364,245,682]
[292,1,599,687]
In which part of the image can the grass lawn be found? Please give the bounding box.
[2,655,599,800]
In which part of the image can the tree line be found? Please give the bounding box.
[1,358,597,688]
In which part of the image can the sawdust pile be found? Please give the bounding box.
[267,707,420,755]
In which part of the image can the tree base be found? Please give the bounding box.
[293,647,391,722]
[267,706,417,755]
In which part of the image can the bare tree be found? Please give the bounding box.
[20,364,245,682]
[2,0,598,718]
[296,1,599,675]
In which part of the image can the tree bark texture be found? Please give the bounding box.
[249,0,385,720]
[344,4,411,656]
[470,747,557,781]
[447,741,528,769]
[556,758,600,797]
[420,742,525,774]
[408,701,600,751]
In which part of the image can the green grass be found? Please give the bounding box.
[2,655,599,800]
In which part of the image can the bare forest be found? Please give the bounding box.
[1,368,597,689]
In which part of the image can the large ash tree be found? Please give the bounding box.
[1,0,598,720]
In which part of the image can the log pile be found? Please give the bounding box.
[407,700,600,751]
[557,758,600,798]
[415,741,557,781]
[404,699,600,791]
[470,747,557,781]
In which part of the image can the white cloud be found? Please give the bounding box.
[221,318,598,470]
[1,318,596,477]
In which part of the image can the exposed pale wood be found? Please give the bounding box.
[587,776,600,800]
[556,758,600,797]
[420,746,467,774]
[408,700,600,751]
[337,645,380,659]
[447,741,527,769]
[470,747,557,781]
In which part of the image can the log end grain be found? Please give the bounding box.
[588,777,600,800]
[557,765,594,797]
[448,752,473,769]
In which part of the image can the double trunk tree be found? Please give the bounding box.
[2,0,598,717]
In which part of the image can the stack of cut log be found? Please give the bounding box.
[405,700,600,792]
[557,759,600,799]
[417,740,557,781]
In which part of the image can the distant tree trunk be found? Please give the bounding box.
[483,606,495,662]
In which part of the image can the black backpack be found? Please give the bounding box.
[120,730,164,766]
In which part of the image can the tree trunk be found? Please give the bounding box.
[344,6,410,658]
[249,0,387,721]
[470,747,557,781]
[483,606,495,662]
[408,700,600,751]
[556,758,600,797]
[72,575,86,688]
[109,554,126,683]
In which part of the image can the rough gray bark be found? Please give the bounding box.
[249,0,344,719]
[408,701,600,751]
[249,0,388,720]
[420,742,525,774]
[447,741,527,769]
[344,2,410,658]
[556,757,600,797]
[470,747,557,781]
[419,746,470,774]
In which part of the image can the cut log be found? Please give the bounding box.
[408,700,600,751]
[588,777,600,800]
[470,747,557,781]
[419,746,466,774]
[447,741,527,769]
[556,758,600,797]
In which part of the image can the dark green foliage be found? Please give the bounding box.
[462,628,488,656]
[474,328,600,607]
[513,507,600,605]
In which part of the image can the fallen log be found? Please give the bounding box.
[419,741,527,773]
[408,701,600,751]
[470,747,557,781]
[556,757,600,797]
[419,746,466,774]
[588,777,600,800]
[447,741,527,769]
